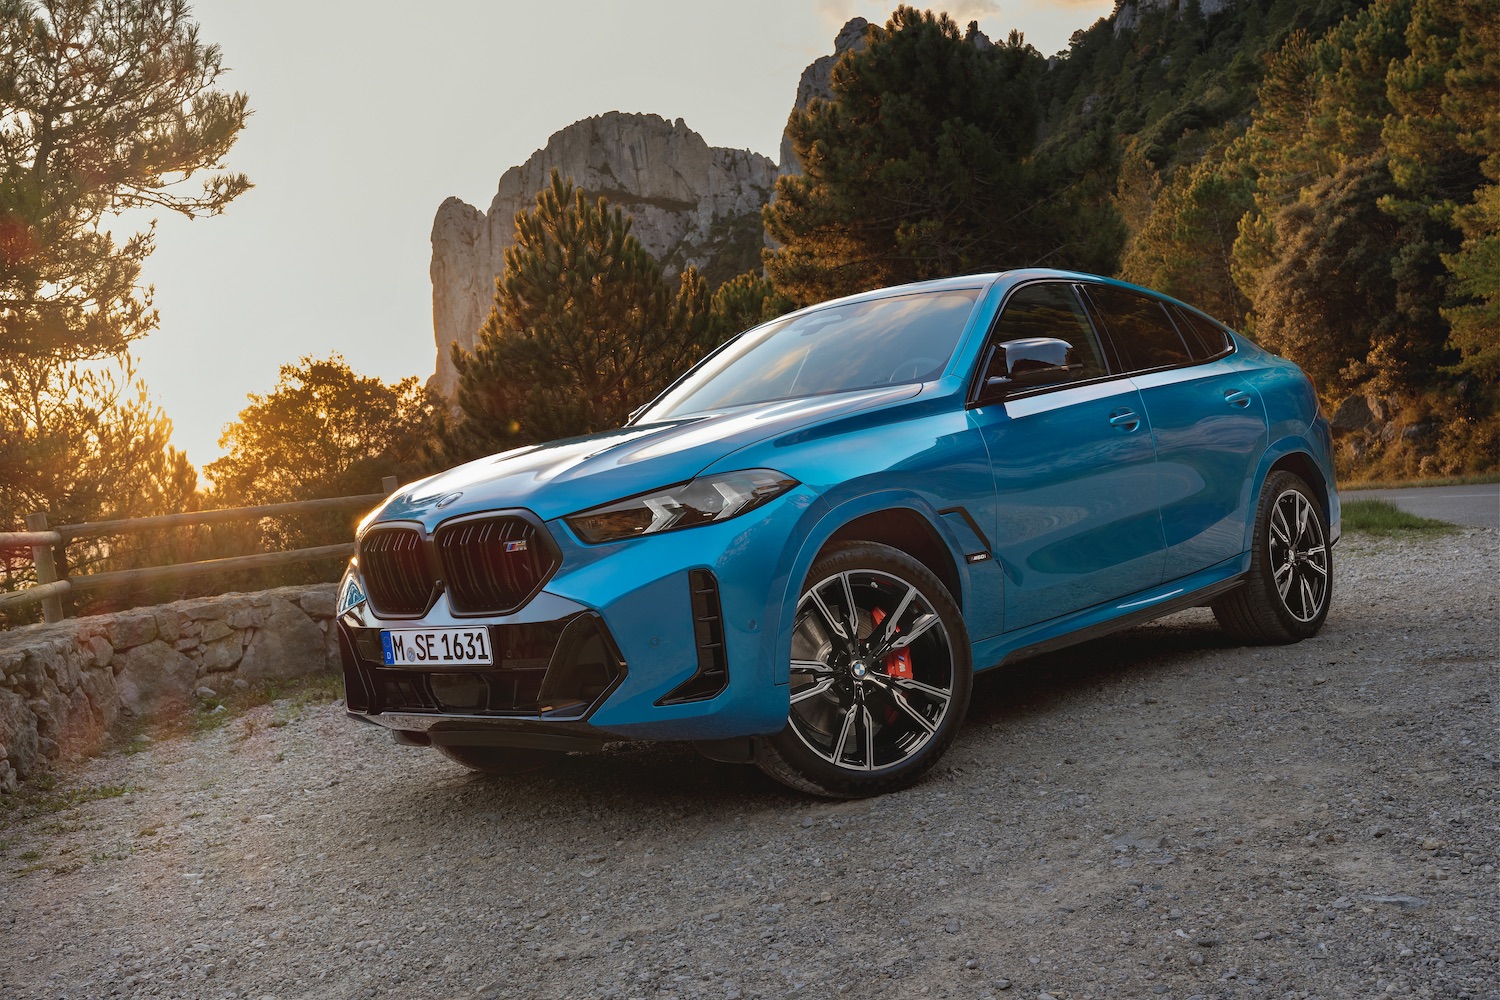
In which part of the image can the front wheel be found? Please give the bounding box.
[757,542,972,798]
[1213,470,1333,643]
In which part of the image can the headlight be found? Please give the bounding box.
[336,559,367,615]
[565,469,798,544]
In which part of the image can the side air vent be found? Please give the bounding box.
[435,515,559,614]
[358,526,434,616]
[658,569,729,705]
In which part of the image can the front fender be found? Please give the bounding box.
[763,490,1001,686]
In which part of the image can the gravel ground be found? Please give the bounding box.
[2,528,1496,1000]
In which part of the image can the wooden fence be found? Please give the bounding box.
[0,477,398,623]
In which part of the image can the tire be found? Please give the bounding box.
[756,541,972,798]
[434,744,562,775]
[1213,470,1333,644]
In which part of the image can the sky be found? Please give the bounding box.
[128,0,1116,474]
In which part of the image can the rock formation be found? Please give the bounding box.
[1113,0,1236,35]
[427,20,878,397]
[778,17,870,176]
[428,113,778,396]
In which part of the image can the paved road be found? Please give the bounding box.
[1343,482,1499,528]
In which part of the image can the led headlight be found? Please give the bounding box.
[336,559,367,615]
[565,470,798,544]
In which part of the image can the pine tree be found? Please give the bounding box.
[0,0,251,366]
[445,172,716,461]
[764,7,1122,304]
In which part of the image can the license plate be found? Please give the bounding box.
[381,627,493,666]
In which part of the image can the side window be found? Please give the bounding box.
[1086,285,1191,372]
[983,282,1107,383]
[1169,304,1234,360]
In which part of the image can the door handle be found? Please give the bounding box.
[1108,408,1141,432]
[1223,388,1252,408]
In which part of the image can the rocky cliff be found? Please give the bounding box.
[428,20,877,397]
[428,113,778,396]
[1113,0,1236,35]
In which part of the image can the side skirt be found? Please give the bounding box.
[972,555,1250,672]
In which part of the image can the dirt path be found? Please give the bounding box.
[2,528,1496,1000]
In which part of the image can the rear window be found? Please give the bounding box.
[1085,285,1191,372]
[1169,304,1234,360]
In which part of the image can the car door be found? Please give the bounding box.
[968,280,1165,633]
[1081,285,1269,581]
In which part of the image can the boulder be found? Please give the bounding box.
[106,609,158,651]
[115,640,197,718]
[1330,395,1377,437]
[237,597,325,682]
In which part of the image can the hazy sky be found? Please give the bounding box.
[129,0,1115,473]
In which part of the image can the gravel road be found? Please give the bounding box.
[3,527,1496,1000]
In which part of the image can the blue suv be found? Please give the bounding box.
[336,269,1338,797]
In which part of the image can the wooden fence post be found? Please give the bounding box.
[25,512,65,623]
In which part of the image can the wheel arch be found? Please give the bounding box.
[1244,439,1339,550]
[822,508,964,613]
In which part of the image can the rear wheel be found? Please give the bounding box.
[434,745,561,775]
[757,542,971,798]
[1213,470,1332,643]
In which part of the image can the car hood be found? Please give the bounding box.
[371,385,923,527]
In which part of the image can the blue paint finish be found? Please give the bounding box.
[972,378,1164,631]
[343,269,1338,750]
[1131,360,1269,579]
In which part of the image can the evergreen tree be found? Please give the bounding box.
[1431,0,1500,380]
[0,0,250,367]
[445,172,716,462]
[764,7,1122,304]
[705,271,796,342]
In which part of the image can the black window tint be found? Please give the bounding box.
[1087,285,1191,371]
[1170,304,1233,360]
[984,283,1106,382]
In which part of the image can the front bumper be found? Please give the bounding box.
[339,487,819,744]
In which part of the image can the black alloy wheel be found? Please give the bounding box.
[757,541,972,797]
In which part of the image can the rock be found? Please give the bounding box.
[196,686,218,700]
[1331,394,1377,437]
[106,609,159,650]
[428,112,779,396]
[237,598,324,682]
[0,688,41,780]
[778,17,870,176]
[153,609,181,643]
[114,640,198,718]
[297,586,337,619]
[86,635,113,668]
[201,635,244,674]
[1114,0,1235,36]
[200,620,233,643]
[77,667,119,733]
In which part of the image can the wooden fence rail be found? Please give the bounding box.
[0,477,398,623]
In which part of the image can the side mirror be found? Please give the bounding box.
[975,338,1080,405]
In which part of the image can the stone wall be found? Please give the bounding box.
[0,584,338,792]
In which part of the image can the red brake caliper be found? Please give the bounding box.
[869,608,913,680]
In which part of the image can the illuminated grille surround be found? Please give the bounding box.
[356,512,561,619]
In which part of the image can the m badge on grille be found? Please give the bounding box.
[504,540,528,553]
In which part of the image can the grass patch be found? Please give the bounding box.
[1342,499,1456,536]
[0,779,134,830]
[1343,472,1500,490]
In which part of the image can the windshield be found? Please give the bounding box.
[643,288,982,420]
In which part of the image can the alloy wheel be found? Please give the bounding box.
[788,568,956,772]
[1268,488,1329,623]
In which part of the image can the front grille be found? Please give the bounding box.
[435,515,557,614]
[358,526,433,616]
